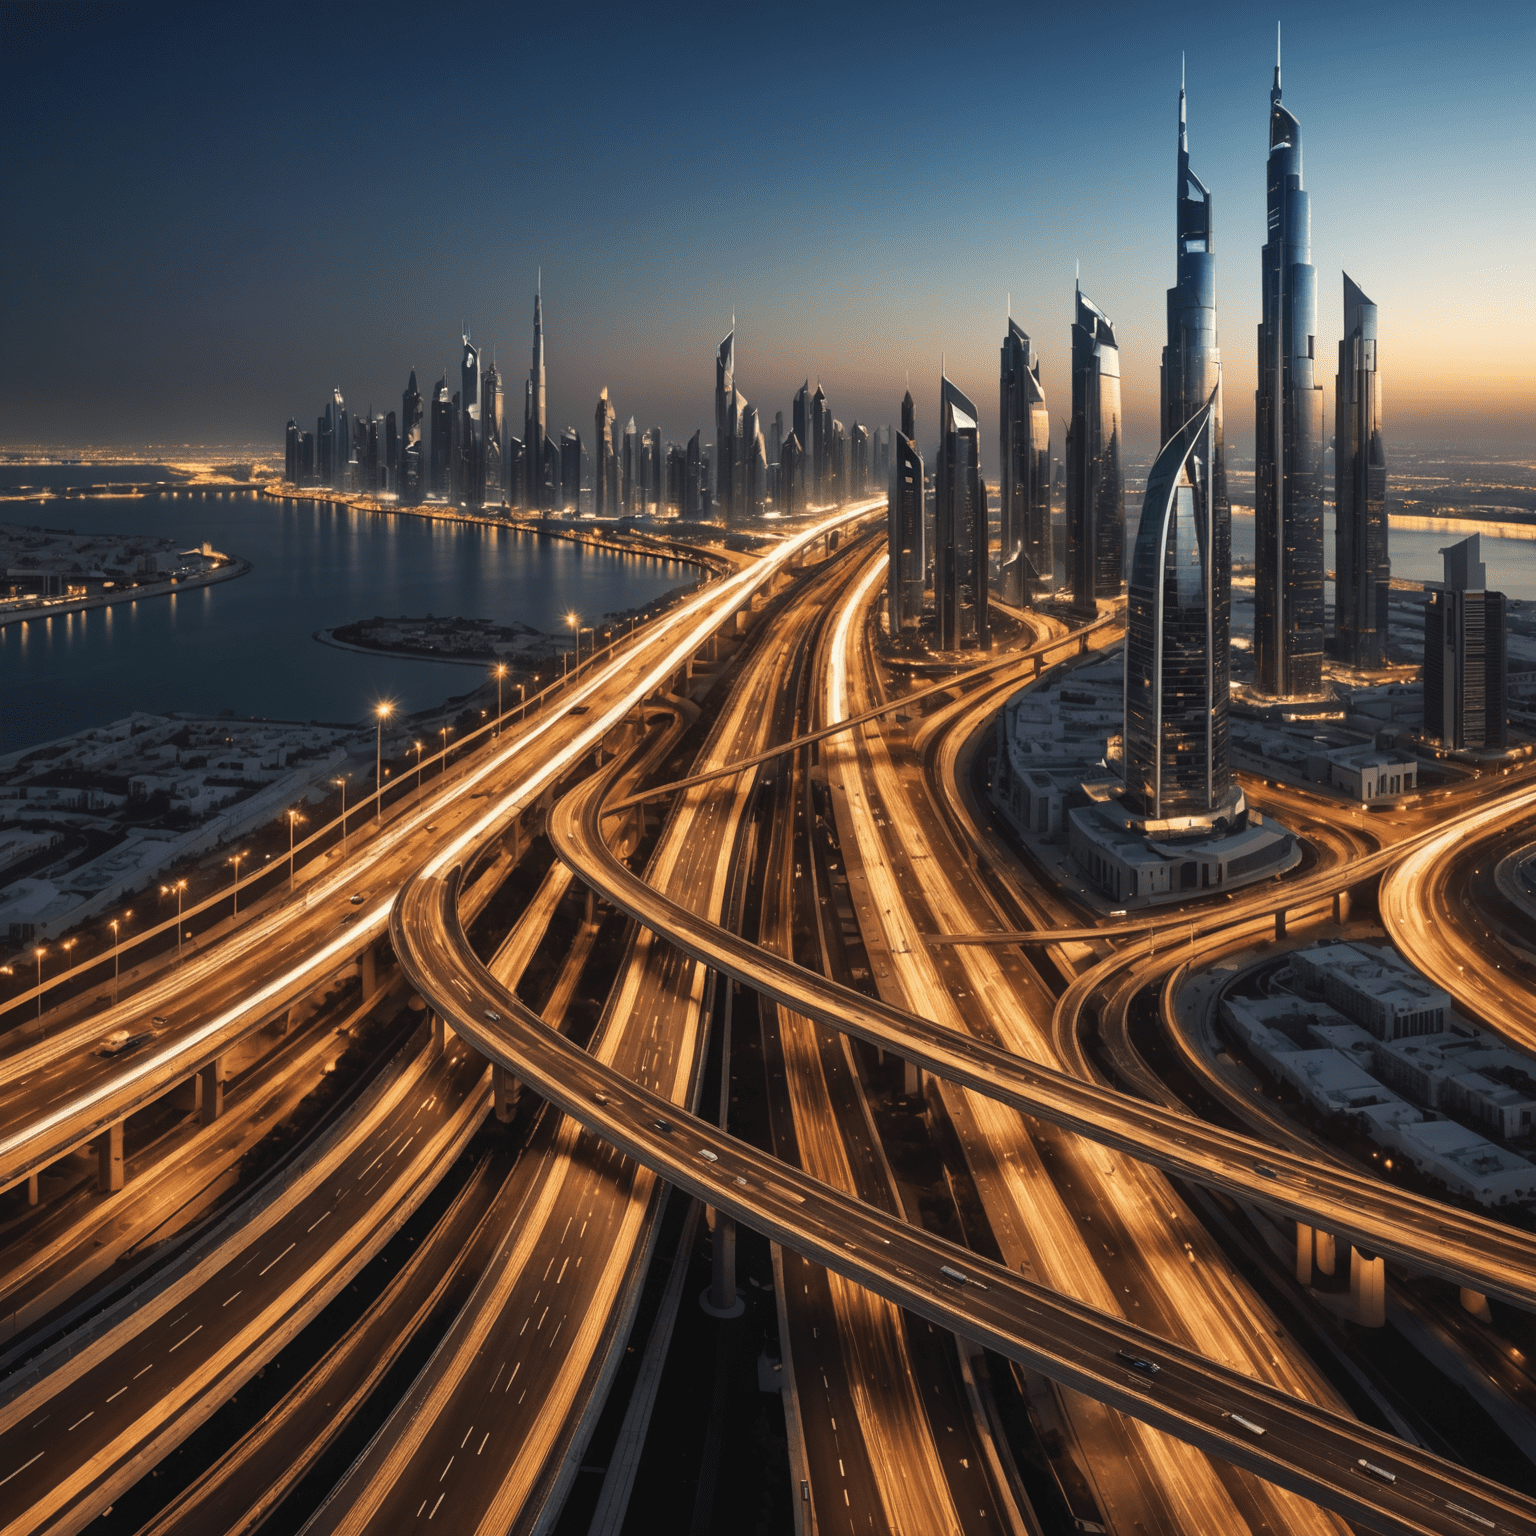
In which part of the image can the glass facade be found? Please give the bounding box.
[887,429,924,634]
[999,320,1052,607]
[1124,395,1232,818]
[1334,274,1389,669]
[935,375,987,651]
[1254,58,1325,697]
[1066,284,1124,617]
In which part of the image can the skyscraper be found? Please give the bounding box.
[559,428,582,511]
[459,337,481,505]
[1123,389,1233,819]
[429,375,453,498]
[1066,285,1124,618]
[622,417,638,513]
[330,389,347,491]
[792,382,810,503]
[1254,43,1324,697]
[1335,274,1388,669]
[900,389,915,441]
[649,427,663,511]
[1424,535,1506,752]
[850,423,869,498]
[999,319,1052,606]
[715,328,735,521]
[594,390,617,516]
[888,424,924,636]
[483,357,504,506]
[384,410,399,493]
[524,284,547,510]
[285,420,300,484]
[780,432,802,518]
[685,429,702,517]
[935,374,987,651]
[811,384,828,504]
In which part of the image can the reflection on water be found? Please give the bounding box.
[2,492,690,753]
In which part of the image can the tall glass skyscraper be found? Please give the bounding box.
[1123,390,1232,820]
[888,421,924,635]
[999,319,1051,607]
[524,284,547,511]
[1161,72,1227,523]
[714,329,734,521]
[1335,274,1389,669]
[1066,284,1123,618]
[935,374,987,651]
[1254,48,1324,697]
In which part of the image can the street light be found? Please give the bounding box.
[34,946,46,1021]
[439,725,452,771]
[228,850,249,915]
[566,610,580,670]
[161,880,188,963]
[374,702,395,819]
[108,913,132,1002]
[413,740,424,791]
[334,776,350,857]
[286,808,305,891]
[492,664,508,736]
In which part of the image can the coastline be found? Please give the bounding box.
[0,556,252,630]
[312,626,552,669]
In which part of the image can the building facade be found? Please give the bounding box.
[888,428,924,635]
[934,374,987,651]
[1065,284,1124,617]
[999,319,1051,606]
[1425,535,1507,751]
[1254,52,1325,696]
[1334,274,1389,669]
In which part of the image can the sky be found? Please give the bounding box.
[2,0,1533,466]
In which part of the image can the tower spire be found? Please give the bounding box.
[1274,22,1282,95]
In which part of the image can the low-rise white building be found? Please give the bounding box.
[1288,941,1450,1041]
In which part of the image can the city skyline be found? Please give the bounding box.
[3,3,1531,460]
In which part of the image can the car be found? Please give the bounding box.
[652,1118,673,1133]
[98,1029,151,1057]
[939,1264,970,1286]
[593,1091,611,1105]
[567,705,590,716]
[349,893,365,906]
[483,1008,501,1023]
[1253,1163,1279,1180]
[698,1149,719,1163]
[1356,1459,1396,1485]
[1225,1413,1266,1437]
[1116,1350,1161,1377]
[152,1016,169,1027]
[424,823,438,832]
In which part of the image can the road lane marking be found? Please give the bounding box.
[106,1387,127,1403]
[439,1456,453,1481]
[429,1491,445,1519]
[67,1412,93,1431]
[307,1210,331,1233]
[259,1242,296,1276]
[133,1364,153,1379]
[477,1432,489,1455]
[460,1426,474,1449]
[223,1291,241,1306]
[0,1452,43,1487]
[504,1361,521,1391]
[168,1325,203,1352]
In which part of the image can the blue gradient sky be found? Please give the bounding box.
[2,0,1532,464]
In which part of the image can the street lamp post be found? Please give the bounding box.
[229,850,248,915]
[34,946,46,1021]
[493,664,507,736]
[108,912,131,1003]
[413,740,423,792]
[161,880,188,963]
[374,703,394,819]
[439,725,451,772]
[286,808,304,891]
[566,610,580,672]
[335,777,349,858]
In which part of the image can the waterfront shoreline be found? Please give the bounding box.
[0,556,252,630]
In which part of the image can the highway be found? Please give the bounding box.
[389,862,1536,1536]
[301,518,891,1535]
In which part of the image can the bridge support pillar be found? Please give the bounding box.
[1332,890,1352,924]
[199,1059,223,1124]
[1350,1246,1386,1327]
[98,1122,124,1193]
[584,887,596,926]
[1295,1221,1313,1285]
[701,1207,742,1317]
[1274,909,1287,941]
[1460,1287,1492,1322]
[493,1063,517,1123]
[903,1059,920,1098]
[27,1173,38,1206]
[361,942,379,999]
[1314,1229,1336,1276]
[431,1012,446,1056]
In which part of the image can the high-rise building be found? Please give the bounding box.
[736,400,757,520]
[384,410,399,493]
[685,429,702,517]
[666,443,686,512]
[430,375,453,497]
[935,374,988,651]
[811,383,828,504]
[999,319,1052,606]
[888,426,924,635]
[1424,535,1506,751]
[850,423,869,498]
[483,358,504,506]
[524,284,547,510]
[594,390,617,516]
[792,382,811,502]
[298,430,314,484]
[330,389,347,490]
[1335,274,1388,669]
[317,410,333,488]
[1254,45,1324,697]
[900,389,915,441]
[560,428,582,511]
[1066,284,1124,617]
[715,328,735,521]
[622,417,638,513]
[1123,389,1233,819]
[285,420,300,483]
[780,432,802,518]
[649,426,663,511]
[400,370,424,503]
[365,409,380,492]
[460,337,481,505]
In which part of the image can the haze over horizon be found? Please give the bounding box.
[3,0,1532,464]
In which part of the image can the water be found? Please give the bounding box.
[1,491,692,753]
[1230,510,1536,599]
